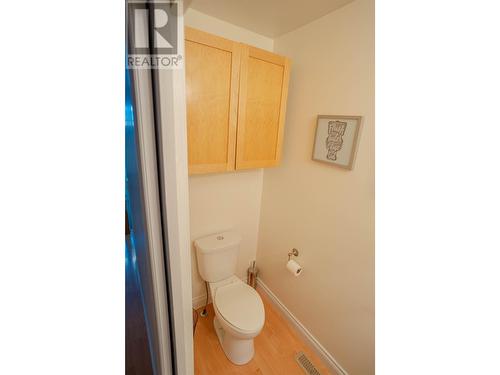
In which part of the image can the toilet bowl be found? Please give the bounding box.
[209,276,265,364]
[194,232,265,365]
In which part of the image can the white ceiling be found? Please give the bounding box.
[186,0,355,38]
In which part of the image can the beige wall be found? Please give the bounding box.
[188,171,264,304]
[256,0,375,374]
[184,9,273,305]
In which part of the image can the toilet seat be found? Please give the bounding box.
[214,282,265,334]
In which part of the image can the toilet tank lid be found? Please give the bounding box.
[194,231,242,254]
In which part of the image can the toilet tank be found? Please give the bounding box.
[194,231,241,282]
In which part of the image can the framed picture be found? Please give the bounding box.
[312,115,362,170]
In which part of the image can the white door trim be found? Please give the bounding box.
[130,58,173,375]
[154,6,194,374]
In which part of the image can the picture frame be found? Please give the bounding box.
[312,115,362,170]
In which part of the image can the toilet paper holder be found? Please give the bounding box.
[288,248,299,261]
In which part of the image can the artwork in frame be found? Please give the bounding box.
[312,115,362,170]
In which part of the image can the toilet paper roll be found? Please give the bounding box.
[286,259,302,276]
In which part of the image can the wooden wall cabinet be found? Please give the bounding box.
[185,27,291,175]
[185,27,240,175]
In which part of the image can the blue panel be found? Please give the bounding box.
[125,61,156,375]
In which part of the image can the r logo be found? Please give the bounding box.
[128,1,178,55]
[152,8,173,48]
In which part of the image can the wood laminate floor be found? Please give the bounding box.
[194,288,331,375]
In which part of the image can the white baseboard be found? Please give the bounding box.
[192,293,209,310]
[257,277,348,375]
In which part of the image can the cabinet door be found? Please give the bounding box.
[185,27,240,175]
[236,45,291,169]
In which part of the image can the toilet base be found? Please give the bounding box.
[213,317,254,365]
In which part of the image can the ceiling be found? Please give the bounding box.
[186,0,355,38]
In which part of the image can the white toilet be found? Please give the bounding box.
[194,231,265,365]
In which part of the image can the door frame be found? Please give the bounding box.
[128,59,174,374]
[150,6,194,375]
[127,1,193,373]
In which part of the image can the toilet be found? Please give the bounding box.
[194,231,265,365]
